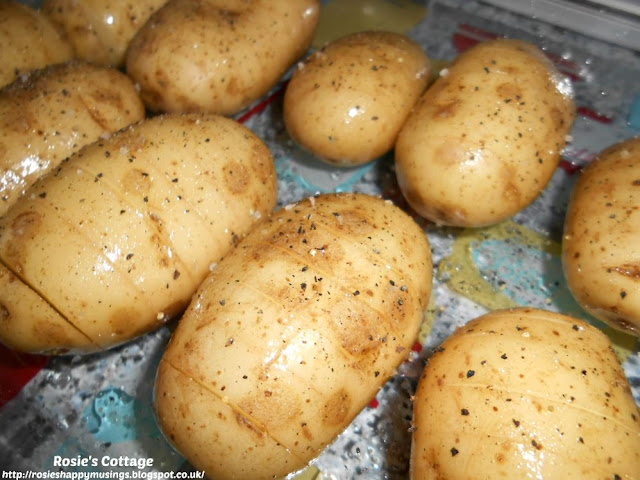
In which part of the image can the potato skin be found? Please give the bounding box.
[0,61,145,217]
[155,193,433,479]
[0,1,74,88]
[126,0,320,115]
[42,0,168,67]
[563,137,640,336]
[411,308,640,479]
[395,39,575,227]
[0,113,277,354]
[283,31,430,167]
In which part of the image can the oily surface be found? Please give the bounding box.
[0,113,277,353]
[156,193,432,479]
[563,137,640,336]
[411,308,640,479]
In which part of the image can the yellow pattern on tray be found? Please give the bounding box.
[438,220,638,362]
[312,0,428,47]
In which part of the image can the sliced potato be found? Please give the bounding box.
[155,193,433,479]
[0,0,74,88]
[563,136,640,336]
[0,61,145,217]
[42,0,168,67]
[0,113,278,354]
[411,308,640,479]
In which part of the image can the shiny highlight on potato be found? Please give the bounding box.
[0,113,277,354]
[126,0,320,116]
[0,0,74,88]
[42,0,168,67]
[563,136,640,336]
[284,31,430,167]
[155,193,433,479]
[0,61,145,217]
[395,39,575,227]
[411,307,640,479]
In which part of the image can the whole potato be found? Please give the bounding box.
[0,113,277,354]
[0,0,74,88]
[563,137,640,336]
[42,0,168,68]
[411,307,640,479]
[155,193,433,480]
[0,61,145,217]
[126,0,320,115]
[395,39,575,227]
[284,31,430,167]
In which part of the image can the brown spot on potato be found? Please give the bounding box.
[80,87,127,132]
[503,65,522,76]
[611,263,640,279]
[29,316,79,348]
[434,100,460,119]
[113,132,147,157]
[238,388,303,432]
[0,303,9,322]
[503,181,521,202]
[109,307,142,336]
[10,210,42,238]
[121,168,152,195]
[148,232,173,268]
[224,161,249,195]
[3,211,42,270]
[496,83,522,103]
[328,299,388,361]
[225,76,244,98]
[8,108,37,135]
[500,164,523,203]
[301,422,313,441]
[331,208,372,235]
[322,389,351,426]
[234,412,268,444]
[549,106,568,131]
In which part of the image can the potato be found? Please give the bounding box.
[283,31,430,167]
[0,0,74,88]
[0,61,145,217]
[126,0,320,116]
[42,0,168,68]
[0,113,277,354]
[154,193,433,479]
[563,137,640,336]
[395,39,575,227]
[411,307,640,479]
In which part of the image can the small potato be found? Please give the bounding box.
[411,307,640,479]
[155,193,433,480]
[0,0,74,88]
[0,61,145,217]
[395,39,575,227]
[284,31,430,167]
[42,0,168,68]
[563,137,640,336]
[0,113,277,354]
[126,0,320,116]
